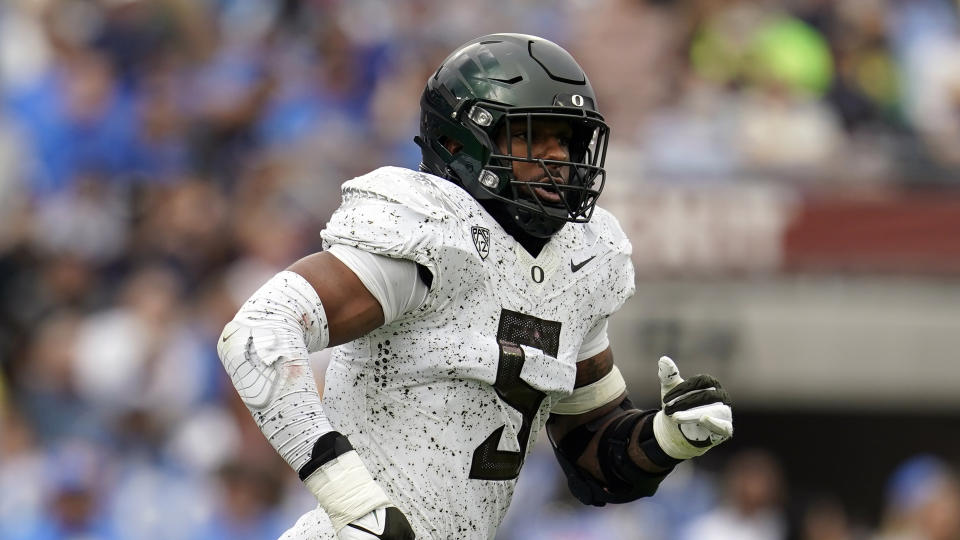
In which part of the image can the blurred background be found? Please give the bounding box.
[2,0,960,538]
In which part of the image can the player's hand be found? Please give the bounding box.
[653,356,733,460]
[338,506,415,539]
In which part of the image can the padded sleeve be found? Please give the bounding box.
[320,169,455,269]
[321,169,479,314]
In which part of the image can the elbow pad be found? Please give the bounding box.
[218,271,392,531]
[217,270,329,408]
[217,270,334,473]
[549,398,680,506]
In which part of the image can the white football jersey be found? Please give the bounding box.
[316,166,634,539]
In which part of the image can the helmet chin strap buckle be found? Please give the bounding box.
[479,170,499,189]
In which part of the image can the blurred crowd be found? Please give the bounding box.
[2,0,960,538]
[502,444,960,540]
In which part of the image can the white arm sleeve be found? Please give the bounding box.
[217,270,391,528]
[327,243,428,324]
[217,270,332,472]
[577,319,610,361]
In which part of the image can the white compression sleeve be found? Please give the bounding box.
[218,270,392,529]
[577,319,610,361]
[326,243,428,324]
[217,270,332,472]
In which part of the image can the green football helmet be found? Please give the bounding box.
[416,33,610,238]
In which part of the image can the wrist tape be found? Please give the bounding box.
[653,410,712,460]
[299,432,391,532]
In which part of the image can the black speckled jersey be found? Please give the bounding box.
[284,166,634,539]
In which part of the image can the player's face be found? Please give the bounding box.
[495,118,573,206]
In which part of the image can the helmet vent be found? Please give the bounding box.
[489,75,523,84]
[527,40,586,85]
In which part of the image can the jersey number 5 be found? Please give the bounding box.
[469,309,562,481]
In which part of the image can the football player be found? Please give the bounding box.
[217,33,733,540]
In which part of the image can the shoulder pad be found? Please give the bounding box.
[559,206,635,318]
[321,167,476,267]
[583,206,633,258]
[338,167,470,221]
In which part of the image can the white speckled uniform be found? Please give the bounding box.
[282,167,634,539]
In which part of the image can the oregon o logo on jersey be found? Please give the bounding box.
[531,266,545,283]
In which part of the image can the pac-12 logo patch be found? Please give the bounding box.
[471,226,490,260]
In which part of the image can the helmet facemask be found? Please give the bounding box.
[464,103,610,237]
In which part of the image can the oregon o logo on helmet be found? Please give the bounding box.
[571,94,584,107]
